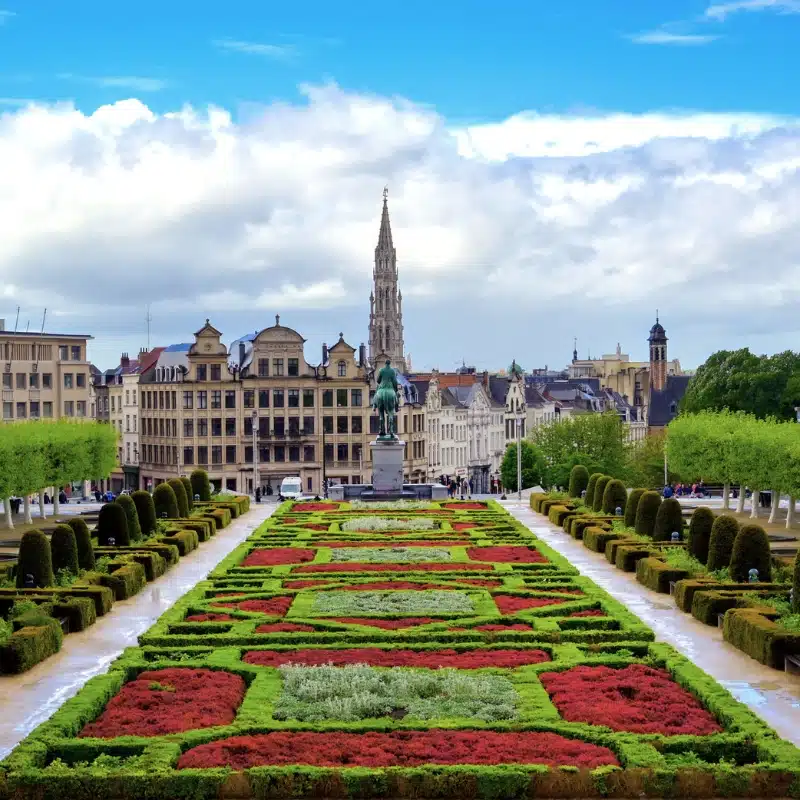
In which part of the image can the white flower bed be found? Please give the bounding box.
[310,589,475,616]
[331,547,451,563]
[349,500,435,511]
[274,663,517,722]
[340,516,436,532]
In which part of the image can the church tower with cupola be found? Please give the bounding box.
[648,313,668,392]
[368,187,407,373]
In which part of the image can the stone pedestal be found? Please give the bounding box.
[370,439,405,492]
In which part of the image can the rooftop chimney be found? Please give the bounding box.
[482,370,489,388]
[358,343,366,368]
[121,352,130,368]
[322,343,328,365]
[238,341,246,367]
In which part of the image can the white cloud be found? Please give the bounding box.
[0,9,15,24]
[705,0,800,19]
[213,39,296,60]
[627,30,720,45]
[1,84,800,371]
[57,73,169,92]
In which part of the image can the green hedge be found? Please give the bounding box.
[592,475,610,512]
[624,489,646,529]
[634,491,661,538]
[635,557,691,594]
[723,608,800,669]
[568,464,589,498]
[707,515,739,571]
[0,617,62,674]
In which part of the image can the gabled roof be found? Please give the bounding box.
[487,376,510,406]
[194,319,222,337]
[164,343,192,353]
[648,375,691,427]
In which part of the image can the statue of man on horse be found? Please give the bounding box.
[372,359,400,440]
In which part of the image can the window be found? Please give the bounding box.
[76,372,86,388]
[71,345,81,361]
[226,417,236,436]
[30,401,39,418]
[351,389,362,407]
[352,443,363,463]
[77,401,86,417]
[196,418,208,436]
[225,390,236,409]
[184,419,194,437]
[324,443,334,463]
[322,389,333,407]
[42,373,52,389]
[337,360,347,377]
[43,401,52,418]
[196,364,207,381]
[211,418,222,436]
[289,446,300,462]
[16,401,26,419]
[125,414,130,431]
[211,390,221,409]
[244,416,253,436]
[273,417,285,436]
[259,446,270,463]
[259,417,270,436]
[257,358,269,377]
[288,358,299,376]
[370,415,379,435]
[351,415,362,434]
[303,388,315,407]
[225,445,237,464]
[288,417,300,436]
[273,359,284,376]
[198,446,208,464]
[244,445,253,463]
[64,373,74,389]
[287,389,299,408]
[15,373,26,390]
[183,391,193,409]
[210,364,221,381]
[303,416,315,434]
[337,416,348,434]
[64,400,74,417]
[303,445,315,462]
[258,389,269,408]
[183,446,194,465]
[159,418,165,437]
[323,416,333,434]
[243,390,254,408]
[273,389,284,408]
[1,373,10,389]
[274,445,285,462]
[197,391,207,409]
[58,345,68,361]
[2,402,11,419]
[336,389,348,407]
[337,443,349,461]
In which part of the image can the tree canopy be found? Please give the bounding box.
[500,441,546,492]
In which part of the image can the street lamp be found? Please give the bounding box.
[252,410,258,497]
[516,414,523,501]
[321,418,328,498]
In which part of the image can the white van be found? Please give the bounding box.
[279,476,303,500]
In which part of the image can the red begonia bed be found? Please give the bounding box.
[316,540,469,548]
[569,609,607,617]
[467,546,548,563]
[442,503,487,510]
[80,669,246,738]
[213,597,293,616]
[185,613,235,622]
[539,664,723,735]
[328,617,437,629]
[255,623,316,633]
[493,595,565,614]
[449,623,534,631]
[242,548,315,567]
[242,648,551,668]
[293,563,494,573]
[177,730,618,769]
[282,579,502,590]
[292,503,339,512]
[451,522,479,530]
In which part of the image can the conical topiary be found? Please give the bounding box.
[653,497,684,542]
[168,478,190,518]
[585,473,602,508]
[190,469,212,502]
[706,514,739,571]
[15,530,54,588]
[67,517,95,570]
[634,491,662,538]
[50,525,79,575]
[592,476,611,512]
[115,494,142,541]
[97,502,130,547]
[132,490,157,538]
[624,488,646,529]
[180,477,194,511]
[568,465,590,498]
[602,479,628,516]
[153,483,179,520]
[729,524,772,583]
[688,507,715,565]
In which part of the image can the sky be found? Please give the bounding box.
[1,0,800,372]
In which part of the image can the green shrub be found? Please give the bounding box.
[636,556,692,594]
[585,473,602,508]
[153,483,179,520]
[181,477,194,511]
[687,507,715,565]
[653,497,684,542]
[634,490,661,537]
[132,490,157,537]
[730,524,772,583]
[0,617,62,674]
[794,552,800,614]
[50,525,79,576]
[190,468,212,502]
[15,530,54,589]
[707,514,739,571]
[568,465,589,498]
[624,488,646,529]
[66,517,95,571]
[115,494,142,542]
[97,502,130,547]
[592,476,610,512]
[602,479,627,516]
[168,478,190,518]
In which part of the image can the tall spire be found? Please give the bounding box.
[376,185,394,255]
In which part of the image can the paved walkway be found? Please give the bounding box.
[504,501,800,747]
[0,502,274,759]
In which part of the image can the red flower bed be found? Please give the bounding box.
[539,664,723,735]
[302,523,329,531]
[177,730,618,769]
[292,503,339,512]
[293,563,494,573]
[255,623,316,633]
[493,595,565,614]
[467,546,548,563]
[241,548,315,567]
[213,597,293,616]
[214,593,246,599]
[570,610,606,617]
[549,589,585,595]
[185,613,235,622]
[443,503,486,510]
[283,580,329,589]
[80,668,245,738]
[317,540,468,548]
[280,518,297,524]
[449,623,534,631]
[243,648,551,668]
[283,578,501,590]
[329,617,436,629]
[451,522,479,531]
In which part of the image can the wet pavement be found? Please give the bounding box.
[0,502,275,759]
[504,501,800,746]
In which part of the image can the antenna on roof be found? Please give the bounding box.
[25,320,29,333]
[13,306,19,333]
[146,305,153,350]
[40,309,46,334]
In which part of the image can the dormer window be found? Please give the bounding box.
[337,360,347,377]
[670,401,677,415]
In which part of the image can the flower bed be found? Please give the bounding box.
[493,595,566,614]
[331,547,452,563]
[308,590,475,616]
[255,622,316,633]
[467,546,548,563]
[330,617,438,629]
[340,517,437,532]
[213,597,293,616]
[318,540,469,548]
[293,562,495,573]
[292,503,339,512]
[242,548,315,566]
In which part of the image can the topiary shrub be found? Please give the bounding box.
[706,514,739,571]
[585,473,602,508]
[624,489,646,529]
[634,491,661,538]
[67,517,95,571]
[180,477,194,511]
[653,497,684,542]
[190,469,212,502]
[568,465,589,498]
[50,525,79,575]
[729,524,772,583]
[688,507,715,565]
[153,483,179,520]
[602,479,628,516]
[793,552,800,614]
[168,478,190,518]
[592,476,611,513]
[132,490,157,538]
[15,530,54,589]
[97,502,130,547]
[115,494,142,542]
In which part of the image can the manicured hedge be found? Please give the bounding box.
[115,494,143,542]
[707,515,739,571]
[624,488,645,529]
[591,476,610,512]
[601,479,627,516]
[634,491,661,538]
[688,507,715,565]
[729,524,772,583]
[653,497,683,542]
[568,465,589,498]
[15,529,54,589]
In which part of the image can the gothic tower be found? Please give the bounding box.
[368,187,406,373]
[648,313,668,392]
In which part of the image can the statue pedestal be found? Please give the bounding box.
[370,439,405,492]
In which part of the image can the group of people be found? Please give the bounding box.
[663,481,707,498]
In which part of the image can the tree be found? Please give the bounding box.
[190,469,212,502]
[115,494,142,541]
[15,530,54,588]
[602,479,628,515]
[627,432,678,489]
[97,502,130,547]
[168,478,190,518]
[687,507,715,565]
[51,525,79,575]
[730,524,772,582]
[653,497,684,542]
[568,465,589,498]
[132,490,157,537]
[500,441,545,492]
[153,483,179,519]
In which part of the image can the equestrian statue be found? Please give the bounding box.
[372,359,400,440]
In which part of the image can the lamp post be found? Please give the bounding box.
[252,410,258,497]
[516,413,522,501]
[322,419,328,498]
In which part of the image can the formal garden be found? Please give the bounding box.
[2,497,799,798]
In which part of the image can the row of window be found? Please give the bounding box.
[2,400,86,419]
[2,371,88,391]
[140,414,374,439]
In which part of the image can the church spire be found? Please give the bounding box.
[375,185,394,260]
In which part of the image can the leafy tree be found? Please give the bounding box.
[500,441,546,492]
[627,432,678,489]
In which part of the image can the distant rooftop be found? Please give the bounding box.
[0,319,93,340]
[163,343,192,353]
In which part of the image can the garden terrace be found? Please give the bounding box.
[2,498,800,799]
